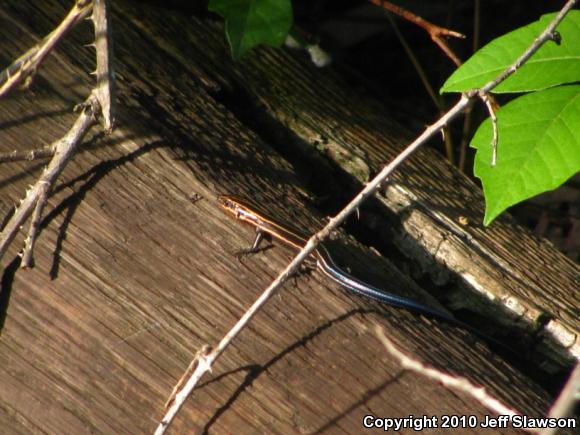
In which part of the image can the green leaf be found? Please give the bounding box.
[209,0,293,60]
[472,85,580,226]
[441,11,580,93]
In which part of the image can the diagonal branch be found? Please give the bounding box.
[155,1,578,432]
[92,0,115,131]
[0,0,94,99]
[0,95,99,262]
[20,180,50,268]
[0,0,117,265]
[0,146,55,164]
[374,326,529,420]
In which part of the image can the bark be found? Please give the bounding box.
[0,0,577,433]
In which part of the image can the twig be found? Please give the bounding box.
[480,1,576,94]
[156,95,475,435]
[479,92,498,166]
[374,326,529,419]
[91,0,115,131]
[0,95,99,262]
[21,181,50,268]
[156,2,578,432]
[369,0,464,66]
[163,345,212,410]
[539,362,580,435]
[0,0,93,99]
[0,146,55,164]
[458,103,473,172]
[0,0,114,264]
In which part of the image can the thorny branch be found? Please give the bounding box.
[0,95,99,262]
[21,181,50,268]
[0,146,54,164]
[92,0,115,131]
[0,0,94,99]
[156,1,578,433]
[374,326,530,422]
[479,92,499,166]
[0,0,575,431]
[0,0,113,266]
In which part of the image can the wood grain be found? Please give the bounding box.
[0,1,576,433]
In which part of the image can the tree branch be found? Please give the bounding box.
[0,0,93,99]
[374,326,529,420]
[0,95,99,261]
[155,1,579,431]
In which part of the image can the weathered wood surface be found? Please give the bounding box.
[0,1,577,433]
[120,2,580,368]
[138,8,579,368]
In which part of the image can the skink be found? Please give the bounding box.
[218,194,459,323]
[218,194,518,355]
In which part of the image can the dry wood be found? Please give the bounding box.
[132,5,578,369]
[0,0,577,433]
[120,1,579,371]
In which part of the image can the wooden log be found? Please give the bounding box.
[0,1,577,433]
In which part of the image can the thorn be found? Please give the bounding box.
[84,43,96,49]
[549,31,562,45]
